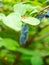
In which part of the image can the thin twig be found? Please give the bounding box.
[36,6,49,16]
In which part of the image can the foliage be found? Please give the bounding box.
[0,0,49,65]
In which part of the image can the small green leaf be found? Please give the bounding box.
[30,10,38,15]
[26,5,38,12]
[0,38,19,51]
[22,17,40,25]
[3,38,19,51]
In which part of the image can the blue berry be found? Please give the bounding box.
[20,24,28,45]
[45,10,49,17]
[36,14,45,19]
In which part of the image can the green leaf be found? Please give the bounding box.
[3,38,19,51]
[0,38,19,51]
[16,47,36,55]
[0,37,5,47]
[31,56,43,65]
[13,3,39,15]
[1,12,22,31]
[0,41,5,47]
[38,0,46,3]
[30,10,38,15]
[13,3,27,16]
[22,17,40,25]
[25,4,37,12]
[16,48,41,56]
[20,55,32,60]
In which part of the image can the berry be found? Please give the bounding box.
[45,10,49,17]
[20,24,28,45]
[36,14,45,19]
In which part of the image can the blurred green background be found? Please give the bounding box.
[0,0,49,65]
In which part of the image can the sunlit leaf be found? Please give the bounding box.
[22,17,40,25]
[13,3,27,16]
[2,12,22,31]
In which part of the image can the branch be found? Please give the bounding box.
[36,6,49,16]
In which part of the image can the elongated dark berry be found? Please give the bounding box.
[20,24,28,45]
[45,10,49,17]
[36,14,45,19]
